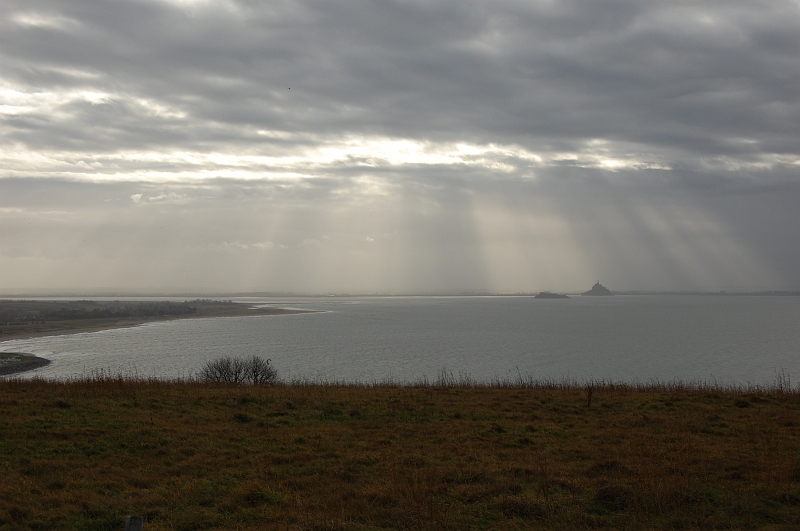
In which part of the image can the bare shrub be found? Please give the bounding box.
[243,355,277,384]
[199,356,236,383]
[199,356,277,384]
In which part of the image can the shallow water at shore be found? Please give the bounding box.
[2,295,799,385]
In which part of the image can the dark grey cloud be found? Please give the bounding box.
[3,0,798,154]
[1,0,798,292]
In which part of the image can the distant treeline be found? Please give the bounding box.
[0,300,204,325]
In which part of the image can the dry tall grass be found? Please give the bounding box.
[1,376,798,530]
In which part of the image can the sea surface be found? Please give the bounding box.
[2,295,799,386]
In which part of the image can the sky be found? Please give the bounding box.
[1,0,799,295]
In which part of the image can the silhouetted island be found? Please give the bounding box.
[534,292,569,299]
[582,282,613,296]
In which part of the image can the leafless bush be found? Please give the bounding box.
[199,356,277,384]
[244,356,278,384]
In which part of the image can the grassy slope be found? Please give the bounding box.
[0,380,798,530]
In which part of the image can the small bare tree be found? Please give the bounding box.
[199,356,234,383]
[199,355,277,384]
[244,355,277,384]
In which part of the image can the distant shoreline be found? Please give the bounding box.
[2,291,798,298]
[0,300,315,344]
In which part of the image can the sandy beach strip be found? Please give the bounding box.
[0,301,314,343]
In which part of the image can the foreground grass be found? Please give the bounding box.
[0,379,798,530]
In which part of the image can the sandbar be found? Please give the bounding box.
[0,299,313,344]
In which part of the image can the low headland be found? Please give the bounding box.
[0,299,311,344]
[0,352,51,375]
[1,374,798,530]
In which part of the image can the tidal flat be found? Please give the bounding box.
[0,299,309,344]
[0,379,798,530]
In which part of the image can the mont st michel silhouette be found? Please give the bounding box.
[581,281,613,296]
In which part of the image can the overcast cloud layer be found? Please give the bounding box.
[1,0,799,294]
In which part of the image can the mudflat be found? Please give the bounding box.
[0,299,310,342]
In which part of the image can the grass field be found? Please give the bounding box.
[1,378,798,530]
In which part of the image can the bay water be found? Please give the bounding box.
[1,295,798,386]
